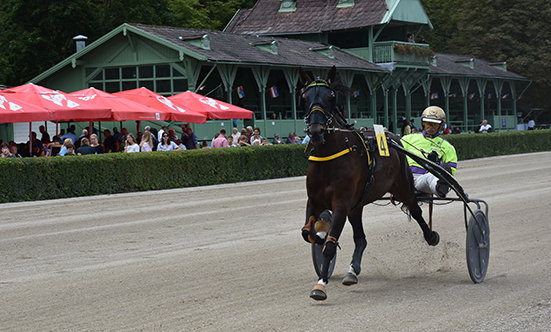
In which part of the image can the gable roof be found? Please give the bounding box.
[430,53,528,80]
[224,0,432,35]
[128,24,385,71]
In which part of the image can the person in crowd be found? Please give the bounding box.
[232,127,241,144]
[144,126,158,151]
[136,131,143,143]
[176,139,186,150]
[407,33,415,43]
[286,132,295,144]
[74,129,88,149]
[527,118,535,130]
[139,131,154,152]
[158,132,181,151]
[10,145,22,158]
[260,137,271,145]
[181,124,198,150]
[401,116,411,136]
[1,142,16,158]
[158,124,167,142]
[76,137,95,155]
[252,139,260,145]
[39,125,50,144]
[227,136,237,147]
[201,141,210,148]
[212,128,229,148]
[103,129,117,153]
[124,133,140,153]
[113,127,123,141]
[167,128,178,142]
[51,135,63,145]
[89,134,104,154]
[61,125,77,143]
[272,133,283,144]
[401,106,457,198]
[238,135,250,146]
[303,134,310,144]
[293,136,302,144]
[410,119,417,132]
[58,138,73,156]
[245,126,254,141]
[249,127,263,145]
[65,143,76,156]
[478,119,492,133]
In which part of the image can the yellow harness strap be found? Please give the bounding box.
[308,148,352,162]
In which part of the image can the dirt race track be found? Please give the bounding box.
[1,152,551,331]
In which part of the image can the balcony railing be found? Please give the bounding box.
[344,42,434,65]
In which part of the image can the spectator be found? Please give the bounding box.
[249,127,263,145]
[478,119,492,133]
[144,126,158,151]
[286,132,295,144]
[227,136,237,147]
[527,118,535,130]
[238,135,250,146]
[401,116,411,136]
[407,33,415,43]
[252,139,260,145]
[10,145,22,158]
[76,137,95,155]
[61,125,77,143]
[272,133,283,144]
[103,129,117,153]
[27,132,44,156]
[231,127,241,143]
[136,131,143,143]
[212,128,229,148]
[293,136,302,144]
[90,134,104,154]
[158,124,167,142]
[124,133,140,153]
[176,139,186,150]
[245,126,254,141]
[1,142,15,158]
[65,143,76,156]
[113,127,123,141]
[139,131,154,152]
[39,125,50,144]
[201,141,210,148]
[158,132,181,151]
[181,125,198,150]
[58,138,73,156]
[260,137,271,145]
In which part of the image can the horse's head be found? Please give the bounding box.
[299,66,338,145]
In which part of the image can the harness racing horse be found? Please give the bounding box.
[300,66,440,301]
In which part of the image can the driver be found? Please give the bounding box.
[401,106,457,197]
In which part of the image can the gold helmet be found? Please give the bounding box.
[421,106,446,125]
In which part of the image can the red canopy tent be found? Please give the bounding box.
[113,88,206,123]
[168,91,253,119]
[0,93,52,123]
[2,83,111,122]
[69,87,169,122]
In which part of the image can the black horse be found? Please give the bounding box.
[300,66,439,301]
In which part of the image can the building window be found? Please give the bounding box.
[88,65,188,95]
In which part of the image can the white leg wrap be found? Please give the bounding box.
[348,264,357,275]
[317,279,327,286]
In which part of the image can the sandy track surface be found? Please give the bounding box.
[1,152,551,331]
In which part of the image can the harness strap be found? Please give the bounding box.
[308,147,352,162]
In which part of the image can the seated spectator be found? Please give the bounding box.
[76,137,95,155]
[90,134,104,154]
[139,131,154,152]
[201,141,210,149]
[58,138,73,156]
[39,125,50,144]
[124,133,140,153]
[232,128,241,143]
[249,127,263,145]
[10,145,22,158]
[103,129,117,153]
[286,132,295,144]
[65,143,76,156]
[61,125,77,143]
[1,142,16,158]
[227,136,237,147]
[158,132,181,151]
[293,136,302,144]
[238,135,250,146]
[168,128,178,142]
[272,133,283,144]
[252,139,260,145]
[175,139,187,150]
[144,126,158,151]
[260,137,271,145]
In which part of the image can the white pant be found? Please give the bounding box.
[413,173,440,196]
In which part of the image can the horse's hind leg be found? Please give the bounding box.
[395,186,440,246]
[342,207,367,286]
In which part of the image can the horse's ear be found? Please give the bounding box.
[326,66,337,85]
[299,67,312,86]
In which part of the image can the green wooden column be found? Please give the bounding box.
[283,67,300,132]
[217,64,238,105]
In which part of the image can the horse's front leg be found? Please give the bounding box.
[310,206,348,301]
[302,198,327,244]
[342,207,367,286]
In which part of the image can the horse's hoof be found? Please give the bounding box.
[310,284,327,301]
[426,230,440,246]
[342,272,358,286]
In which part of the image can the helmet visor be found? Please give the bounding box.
[423,118,442,124]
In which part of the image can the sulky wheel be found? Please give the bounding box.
[311,242,337,279]
[466,209,490,283]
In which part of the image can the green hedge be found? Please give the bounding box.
[1,129,550,203]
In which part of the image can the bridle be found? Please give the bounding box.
[302,80,336,127]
